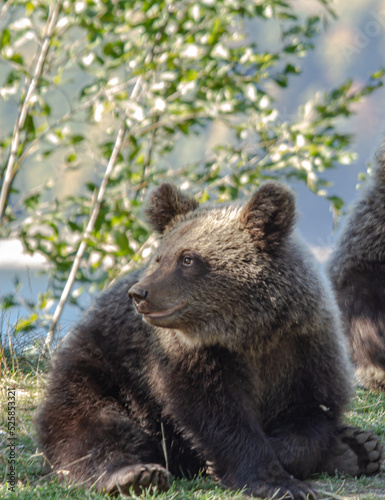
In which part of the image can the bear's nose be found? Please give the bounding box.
[128,284,149,304]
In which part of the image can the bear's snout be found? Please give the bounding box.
[128,280,187,323]
[128,284,149,305]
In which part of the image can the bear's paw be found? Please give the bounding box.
[247,477,318,500]
[325,426,383,477]
[104,463,171,495]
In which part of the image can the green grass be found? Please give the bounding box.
[1,354,385,500]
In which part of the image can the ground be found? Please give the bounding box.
[1,356,384,500]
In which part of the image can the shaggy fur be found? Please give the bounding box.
[327,146,385,391]
[37,183,382,499]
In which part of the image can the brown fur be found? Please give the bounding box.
[327,146,385,391]
[36,183,382,499]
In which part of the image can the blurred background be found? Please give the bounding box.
[281,0,385,250]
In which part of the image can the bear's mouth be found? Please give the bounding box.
[135,301,187,320]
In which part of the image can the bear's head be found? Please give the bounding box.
[128,183,314,349]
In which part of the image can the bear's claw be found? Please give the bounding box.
[104,463,171,495]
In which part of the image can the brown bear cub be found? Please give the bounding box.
[37,183,382,499]
[327,147,385,391]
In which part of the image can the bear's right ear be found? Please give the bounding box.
[145,183,199,233]
[240,182,296,249]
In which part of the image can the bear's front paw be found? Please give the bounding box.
[325,426,383,476]
[248,477,318,500]
[104,463,171,495]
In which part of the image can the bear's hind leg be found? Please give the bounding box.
[37,382,171,491]
[324,426,383,476]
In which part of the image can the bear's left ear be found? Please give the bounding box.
[145,183,199,233]
[240,182,296,249]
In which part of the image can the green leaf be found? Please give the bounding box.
[115,232,129,253]
[15,314,38,333]
[10,54,24,65]
[25,193,41,209]
[1,294,18,310]
[66,153,77,163]
[103,41,124,58]
[0,29,11,49]
[327,195,344,211]
[69,134,85,144]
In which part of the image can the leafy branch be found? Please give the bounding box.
[0,1,63,221]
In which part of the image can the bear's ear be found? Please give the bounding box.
[240,182,296,249]
[145,183,199,233]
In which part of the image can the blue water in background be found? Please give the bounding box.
[0,266,86,352]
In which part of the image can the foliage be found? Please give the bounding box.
[0,0,384,345]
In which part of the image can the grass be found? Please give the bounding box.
[1,351,385,500]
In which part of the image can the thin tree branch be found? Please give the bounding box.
[43,123,127,354]
[0,2,63,221]
[135,115,159,200]
[0,0,14,22]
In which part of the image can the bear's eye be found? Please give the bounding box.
[182,255,194,266]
